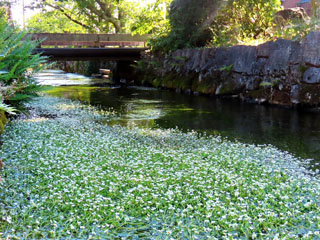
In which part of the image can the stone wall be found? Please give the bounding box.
[139,31,320,108]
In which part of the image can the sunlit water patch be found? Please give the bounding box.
[34,70,107,86]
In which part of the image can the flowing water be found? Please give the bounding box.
[38,70,320,167]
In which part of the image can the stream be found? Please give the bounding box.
[36,70,320,167]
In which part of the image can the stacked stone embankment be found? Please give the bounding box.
[140,32,320,108]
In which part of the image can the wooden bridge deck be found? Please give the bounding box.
[33,48,148,61]
[29,33,150,48]
[29,33,150,60]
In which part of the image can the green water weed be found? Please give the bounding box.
[0,96,320,239]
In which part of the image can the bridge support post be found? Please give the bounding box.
[112,60,135,85]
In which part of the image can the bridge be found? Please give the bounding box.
[30,33,150,61]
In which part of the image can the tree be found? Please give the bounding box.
[0,0,16,20]
[27,11,87,33]
[31,0,135,33]
[128,0,171,35]
[151,0,226,52]
[169,0,226,47]
[29,0,172,34]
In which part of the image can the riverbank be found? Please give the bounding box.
[0,96,320,239]
[137,32,320,109]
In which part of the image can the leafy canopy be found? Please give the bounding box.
[27,11,87,33]
[29,0,172,34]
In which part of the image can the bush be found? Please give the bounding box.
[0,10,47,113]
[210,0,281,46]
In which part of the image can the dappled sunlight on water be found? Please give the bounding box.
[34,70,107,86]
[39,70,320,166]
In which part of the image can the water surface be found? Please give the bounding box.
[39,70,320,166]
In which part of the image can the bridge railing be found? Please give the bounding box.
[28,33,150,48]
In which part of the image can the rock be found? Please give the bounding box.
[303,67,320,84]
[199,49,211,69]
[185,49,197,71]
[264,39,300,75]
[191,50,202,71]
[215,75,244,95]
[245,77,261,91]
[200,58,217,72]
[274,7,309,27]
[184,89,192,95]
[302,32,320,67]
[290,85,300,104]
[175,88,182,93]
[270,87,292,106]
[215,47,232,69]
[252,58,267,75]
[298,84,320,105]
[288,65,303,85]
[229,45,257,75]
[257,41,273,58]
[289,41,303,65]
[144,31,320,107]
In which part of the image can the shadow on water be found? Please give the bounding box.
[40,70,320,166]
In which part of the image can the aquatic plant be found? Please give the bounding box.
[0,96,320,239]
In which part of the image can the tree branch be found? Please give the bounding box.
[46,3,90,30]
[84,1,121,33]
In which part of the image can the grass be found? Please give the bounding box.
[0,96,320,239]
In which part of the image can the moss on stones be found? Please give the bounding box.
[246,88,271,100]
[298,64,309,75]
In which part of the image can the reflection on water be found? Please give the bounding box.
[34,70,109,86]
[42,70,320,165]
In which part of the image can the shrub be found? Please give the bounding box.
[210,0,281,46]
[0,10,47,113]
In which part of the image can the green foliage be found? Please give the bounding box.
[260,79,280,88]
[0,101,16,115]
[27,11,87,33]
[272,1,320,41]
[211,0,281,46]
[219,64,233,73]
[274,17,320,41]
[0,13,48,113]
[128,0,171,35]
[34,0,170,34]
[150,0,284,51]
[298,64,310,74]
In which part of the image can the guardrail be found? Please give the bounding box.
[28,33,150,48]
